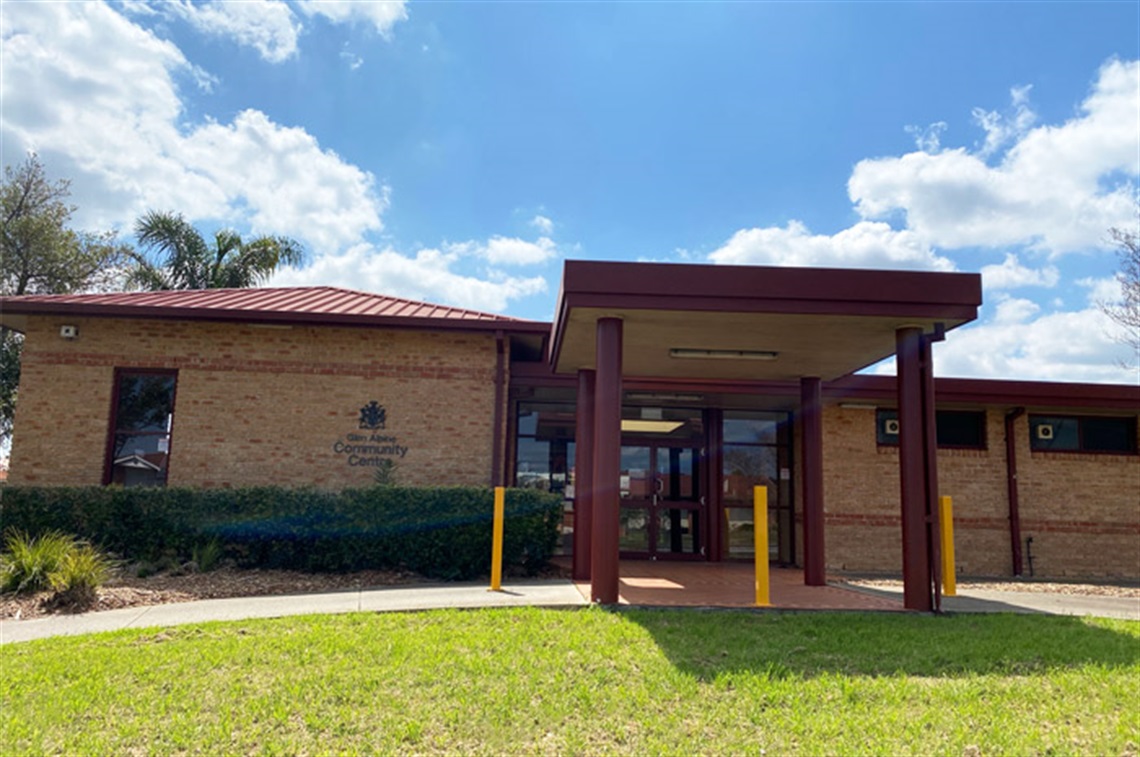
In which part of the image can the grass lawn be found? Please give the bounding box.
[3,607,1138,755]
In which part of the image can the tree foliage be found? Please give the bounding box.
[1,155,128,296]
[1,155,131,444]
[1103,226,1140,366]
[126,210,304,291]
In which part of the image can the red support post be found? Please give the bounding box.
[921,334,942,612]
[897,326,933,611]
[591,318,623,604]
[800,376,826,586]
[573,369,596,581]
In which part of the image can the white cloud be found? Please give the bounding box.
[168,0,300,63]
[530,215,554,234]
[129,0,407,64]
[180,110,385,250]
[992,296,1041,324]
[871,305,1135,383]
[270,243,547,313]
[0,1,385,252]
[935,306,1136,382]
[1078,276,1124,307]
[979,253,1059,290]
[849,60,1139,255]
[295,0,408,36]
[971,84,1036,158]
[478,236,558,266]
[709,220,955,271]
[904,121,948,153]
[340,45,364,71]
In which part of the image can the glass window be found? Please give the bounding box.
[876,409,987,449]
[723,417,778,444]
[1030,415,1137,454]
[107,371,176,487]
[514,402,576,495]
[722,445,778,503]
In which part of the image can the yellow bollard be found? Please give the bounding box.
[939,495,956,597]
[754,485,770,607]
[490,486,505,591]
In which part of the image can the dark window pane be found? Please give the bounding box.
[876,409,900,446]
[878,409,986,449]
[1030,416,1079,451]
[110,433,169,487]
[620,446,651,499]
[115,374,175,432]
[619,508,650,551]
[936,411,986,448]
[723,417,778,444]
[517,402,576,440]
[516,437,551,490]
[517,407,539,436]
[1081,417,1136,453]
[723,444,778,503]
[109,371,175,488]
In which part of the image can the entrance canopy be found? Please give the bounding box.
[550,261,982,380]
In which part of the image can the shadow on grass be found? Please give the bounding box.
[840,582,1140,620]
[619,607,1140,680]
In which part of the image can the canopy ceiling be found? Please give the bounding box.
[550,261,982,382]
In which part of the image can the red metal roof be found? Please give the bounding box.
[0,286,549,333]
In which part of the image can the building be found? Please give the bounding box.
[2,261,1137,607]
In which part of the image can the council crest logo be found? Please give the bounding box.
[358,400,386,431]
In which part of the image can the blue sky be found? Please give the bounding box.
[2,1,1138,383]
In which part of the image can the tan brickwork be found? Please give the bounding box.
[819,406,1140,579]
[1015,418,1140,579]
[10,316,500,489]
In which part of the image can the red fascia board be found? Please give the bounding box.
[512,361,1139,411]
[560,260,983,308]
[0,300,551,335]
[559,292,981,320]
[829,374,1140,411]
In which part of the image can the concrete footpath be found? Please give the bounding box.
[843,583,1140,621]
[1,579,589,645]
[4,579,1137,645]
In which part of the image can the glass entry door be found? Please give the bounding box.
[619,444,704,559]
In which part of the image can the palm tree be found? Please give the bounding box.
[127,211,304,290]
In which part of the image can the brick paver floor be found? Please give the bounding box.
[573,561,905,611]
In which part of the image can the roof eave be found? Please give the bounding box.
[0,300,551,335]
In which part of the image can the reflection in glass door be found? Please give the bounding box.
[721,411,795,565]
[619,444,704,559]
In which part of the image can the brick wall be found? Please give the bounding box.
[10,316,500,489]
[820,406,1140,579]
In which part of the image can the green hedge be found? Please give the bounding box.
[0,486,563,580]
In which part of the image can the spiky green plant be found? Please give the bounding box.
[191,540,224,572]
[48,542,116,601]
[0,530,74,594]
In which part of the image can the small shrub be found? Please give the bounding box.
[0,530,74,594]
[191,540,224,572]
[0,530,116,603]
[48,542,116,603]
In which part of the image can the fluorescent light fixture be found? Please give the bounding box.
[620,420,685,434]
[670,348,778,361]
[626,393,704,403]
[839,403,878,410]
